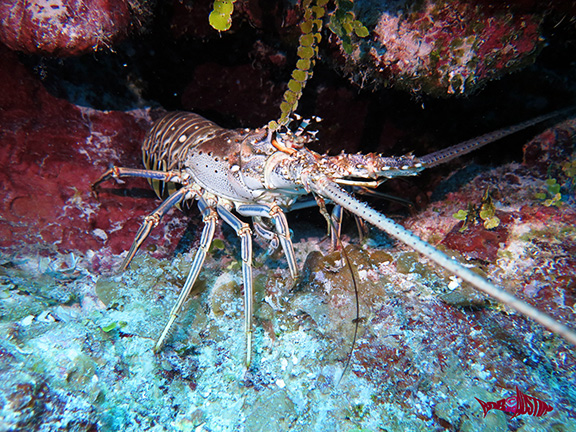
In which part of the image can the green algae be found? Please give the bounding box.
[100,320,127,333]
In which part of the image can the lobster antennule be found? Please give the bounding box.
[321,153,425,180]
[309,175,576,346]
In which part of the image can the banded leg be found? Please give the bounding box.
[237,203,298,278]
[119,187,193,270]
[329,204,367,256]
[330,204,343,251]
[216,205,254,367]
[92,166,190,189]
[154,198,218,352]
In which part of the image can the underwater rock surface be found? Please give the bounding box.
[338,0,547,96]
[0,0,138,56]
[0,44,188,261]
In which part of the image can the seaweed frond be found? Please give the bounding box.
[268,0,328,131]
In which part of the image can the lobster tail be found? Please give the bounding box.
[309,176,576,346]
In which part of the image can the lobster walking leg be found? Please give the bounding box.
[268,205,298,278]
[310,176,576,346]
[120,187,192,270]
[216,205,254,367]
[154,198,218,352]
[330,204,343,250]
[237,204,298,278]
[92,166,191,189]
[92,167,196,270]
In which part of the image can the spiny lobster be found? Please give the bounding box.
[94,109,576,367]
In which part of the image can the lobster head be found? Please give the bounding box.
[261,124,426,197]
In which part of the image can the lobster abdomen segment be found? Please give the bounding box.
[143,112,227,172]
[142,112,225,200]
[142,112,278,204]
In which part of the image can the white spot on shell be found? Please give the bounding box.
[178,134,187,143]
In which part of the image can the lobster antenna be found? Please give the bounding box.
[419,107,576,168]
[311,177,576,346]
[329,212,360,387]
[312,196,361,385]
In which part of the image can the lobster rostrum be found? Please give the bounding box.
[94,110,576,367]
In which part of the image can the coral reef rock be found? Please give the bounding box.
[0,0,136,56]
[341,0,545,96]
